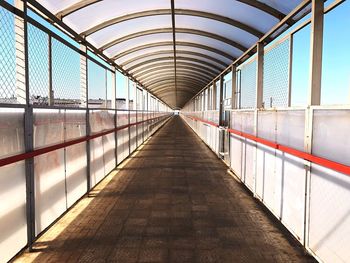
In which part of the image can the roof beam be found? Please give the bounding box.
[144,75,208,87]
[147,78,206,89]
[171,0,177,107]
[236,0,294,25]
[121,50,227,67]
[155,88,197,95]
[133,61,219,76]
[56,0,102,19]
[140,70,212,83]
[99,28,248,52]
[80,9,263,38]
[113,41,234,61]
[136,66,216,81]
[149,80,203,91]
[55,0,292,27]
[126,56,225,72]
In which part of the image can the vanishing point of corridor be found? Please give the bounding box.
[16,116,315,263]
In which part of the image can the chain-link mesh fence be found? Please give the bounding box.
[0,6,17,103]
[238,57,257,109]
[263,37,291,108]
[28,23,49,105]
[52,38,81,107]
[88,59,107,108]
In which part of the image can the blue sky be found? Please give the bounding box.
[0,1,349,107]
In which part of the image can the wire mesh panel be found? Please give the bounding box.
[238,57,257,109]
[28,24,49,105]
[0,6,17,104]
[88,60,107,108]
[263,37,291,108]
[52,38,81,107]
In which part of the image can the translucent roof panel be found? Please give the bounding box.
[36,0,306,108]
[105,34,173,58]
[88,16,172,48]
[62,0,171,33]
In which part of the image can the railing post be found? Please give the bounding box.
[256,42,264,109]
[303,0,324,248]
[111,67,118,164]
[80,44,90,191]
[48,35,53,106]
[15,0,26,105]
[219,76,224,126]
[231,65,237,110]
[254,42,264,197]
[127,77,131,155]
[16,0,35,250]
[308,0,324,106]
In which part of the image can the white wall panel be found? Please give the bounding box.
[34,149,66,235]
[0,161,26,263]
[33,110,66,235]
[309,164,350,263]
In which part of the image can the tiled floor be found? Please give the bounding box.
[15,116,315,262]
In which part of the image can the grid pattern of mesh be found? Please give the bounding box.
[28,24,49,105]
[263,38,291,108]
[0,7,16,103]
[88,60,107,108]
[239,58,257,109]
[52,38,81,107]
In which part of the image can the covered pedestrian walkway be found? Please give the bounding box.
[1,0,350,262]
[14,116,314,262]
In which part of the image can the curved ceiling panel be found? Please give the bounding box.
[38,0,306,108]
[87,16,172,48]
[122,51,227,70]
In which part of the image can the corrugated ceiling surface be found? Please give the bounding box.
[38,0,305,108]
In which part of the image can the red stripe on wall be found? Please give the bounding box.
[0,115,169,167]
[184,114,350,176]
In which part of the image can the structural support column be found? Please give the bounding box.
[80,44,90,191]
[308,0,324,106]
[48,35,53,106]
[16,0,35,250]
[15,0,26,104]
[256,42,264,109]
[231,65,237,109]
[80,45,88,107]
[111,68,117,164]
[219,76,224,127]
[304,0,324,247]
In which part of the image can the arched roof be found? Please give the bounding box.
[38,0,307,108]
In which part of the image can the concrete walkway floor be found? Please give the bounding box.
[15,116,315,263]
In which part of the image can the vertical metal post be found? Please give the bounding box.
[48,35,53,106]
[254,42,264,197]
[256,42,264,109]
[16,0,35,250]
[308,0,324,106]
[112,68,117,164]
[135,86,138,146]
[288,35,293,107]
[127,77,131,155]
[303,0,324,248]
[80,44,90,191]
[15,0,26,104]
[303,107,314,248]
[105,69,108,108]
[219,76,224,126]
[231,65,237,110]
